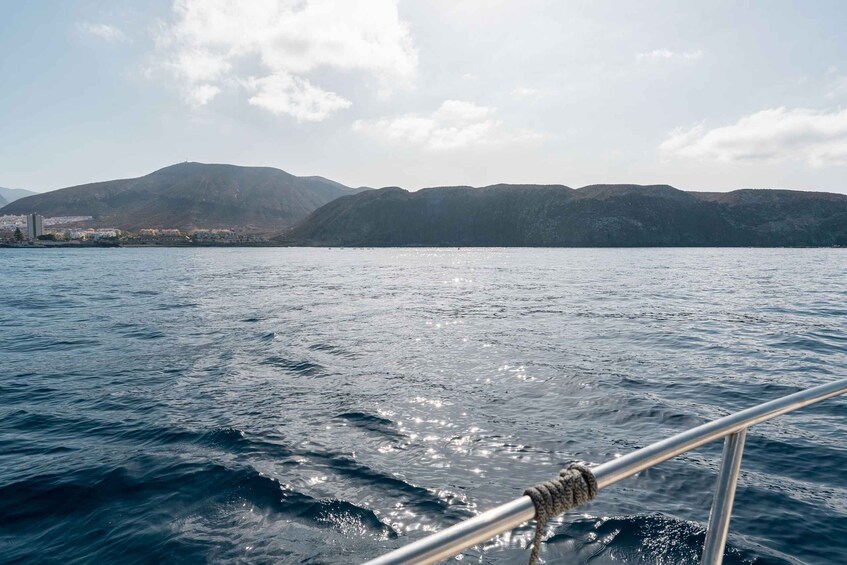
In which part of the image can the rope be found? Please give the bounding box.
[523,463,597,565]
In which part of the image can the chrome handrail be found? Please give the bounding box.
[364,378,847,565]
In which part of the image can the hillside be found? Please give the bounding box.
[277,184,847,247]
[0,163,360,232]
[0,187,37,205]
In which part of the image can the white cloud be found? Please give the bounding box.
[246,75,352,122]
[826,75,847,99]
[172,49,231,84]
[659,107,847,167]
[511,86,552,99]
[154,0,417,118]
[433,99,495,123]
[186,84,221,106]
[637,48,702,61]
[353,100,542,150]
[79,23,126,42]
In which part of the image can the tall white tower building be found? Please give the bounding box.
[26,213,43,240]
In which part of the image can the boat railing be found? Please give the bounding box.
[363,377,847,565]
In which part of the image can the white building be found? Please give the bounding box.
[67,228,122,240]
[26,213,43,240]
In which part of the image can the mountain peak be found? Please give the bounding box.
[0,186,39,204]
[0,163,356,232]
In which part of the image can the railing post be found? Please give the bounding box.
[701,428,747,565]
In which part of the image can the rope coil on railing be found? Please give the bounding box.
[523,463,597,565]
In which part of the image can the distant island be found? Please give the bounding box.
[2,163,846,247]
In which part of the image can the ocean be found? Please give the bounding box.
[1,248,845,564]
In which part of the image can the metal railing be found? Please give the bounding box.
[364,378,847,565]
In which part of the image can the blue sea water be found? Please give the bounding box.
[1,248,846,564]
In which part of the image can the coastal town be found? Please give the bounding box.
[0,213,270,247]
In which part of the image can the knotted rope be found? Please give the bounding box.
[523,463,597,565]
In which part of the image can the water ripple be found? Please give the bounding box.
[1,248,845,563]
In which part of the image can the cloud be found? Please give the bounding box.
[826,73,847,99]
[79,23,127,42]
[659,107,847,167]
[245,75,352,121]
[353,100,542,150]
[152,0,417,118]
[511,86,552,99]
[433,99,495,123]
[171,49,231,84]
[637,48,702,61]
[186,84,221,106]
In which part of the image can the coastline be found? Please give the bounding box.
[2,242,844,249]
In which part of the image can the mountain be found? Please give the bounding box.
[0,163,362,232]
[277,184,847,247]
[0,187,37,205]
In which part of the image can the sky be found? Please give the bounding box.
[1,0,846,194]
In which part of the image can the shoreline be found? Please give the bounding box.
[1,242,844,249]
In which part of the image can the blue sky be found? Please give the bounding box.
[1,0,846,193]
